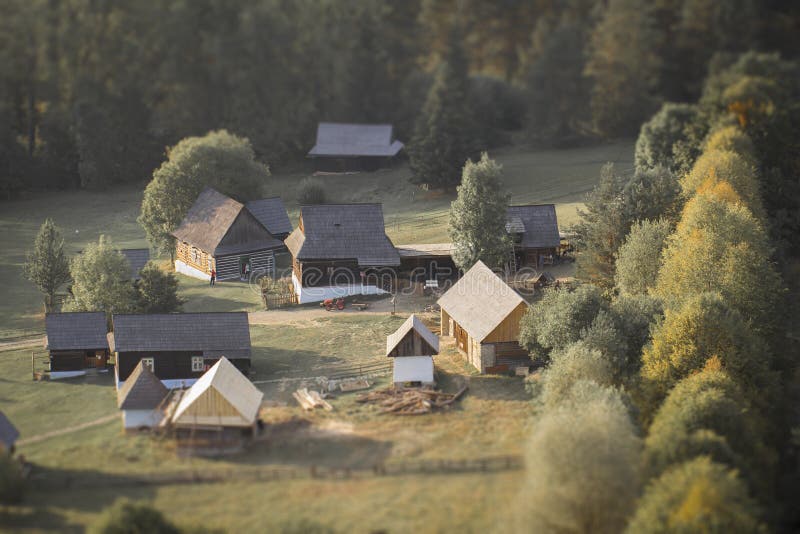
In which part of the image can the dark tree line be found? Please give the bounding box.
[1,0,798,196]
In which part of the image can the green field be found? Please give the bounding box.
[0,140,632,340]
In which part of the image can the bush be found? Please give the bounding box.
[296,178,326,205]
[90,499,180,534]
[534,342,614,409]
[0,455,25,504]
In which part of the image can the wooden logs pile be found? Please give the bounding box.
[293,388,333,411]
[355,386,467,415]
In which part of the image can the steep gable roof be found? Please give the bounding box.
[506,205,560,249]
[171,357,263,427]
[0,411,19,449]
[120,248,150,280]
[386,314,440,356]
[308,123,404,157]
[111,312,251,359]
[245,197,292,236]
[285,204,400,266]
[171,188,245,253]
[117,361,169,410]
[437,261,526,342]
[45,312,108,351]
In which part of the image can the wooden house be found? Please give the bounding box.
[285,203,400,303]
[172,188,287,282]
[396,243,458,286]
[386,314,439,357]
[120,248,150,280]
[0,411,19,454]
[506,204,560,270]
[170,357,263,432]
[45,312,109,379]
[307,123,404,172]
[110,312,252,389]
[117,361,169,432]
[245,197,293,241]
[437,261,529,373]
[393,356,435,387]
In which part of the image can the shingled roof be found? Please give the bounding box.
[120,248,150,279]
[45,312,108,351]
[285,204,400,266]
[437,261,526,342]
[172,188,283,255]
[110,312,251,359]
[308,123,404,158]
[245,197,292,236]
[0,411,19,450]
[117,361,169,410]
[506,205,560,249]
[386,314,440,356]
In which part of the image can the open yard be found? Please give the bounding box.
[0,140,632,340]
[2,314,532,532]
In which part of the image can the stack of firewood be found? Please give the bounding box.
[355,386,467,415]
[293,388,333,411]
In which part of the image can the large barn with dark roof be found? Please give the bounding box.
[110,312,252,388]
[172,188,290,282]
[506,204,560,270]
[284,203,400,303]
[45,312,110,379]
[307,122,404,172]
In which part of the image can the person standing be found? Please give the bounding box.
[210,268,216,286]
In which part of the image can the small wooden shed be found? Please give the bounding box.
[386,314,439,357]
[0,411,19,454]
[45,312,109,379]
[307,123,404,172]
[117,361,169,432]
[506,204,560,270]
[437,261,529,373]
[171,357,263,431]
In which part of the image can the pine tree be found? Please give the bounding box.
[408,23,479,189]
[448,153,511,270]
[23,219,71,312]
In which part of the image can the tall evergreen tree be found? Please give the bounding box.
[408,23,479,189]
[448,153,511,270]
[23,219,71,312]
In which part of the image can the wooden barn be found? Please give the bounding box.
[0,411,19,454]
[110,312,252,389]
[170,357,263,434]
[120,248,150,280]
[284,203,400,303]
[396,243,458,286]
[437,261,529,373]
[386,314,439,357]
[307,122,404,172]
[506,204,560,271]
[172,188,288,282]
[117,361,169,432]
[44,312,109,379]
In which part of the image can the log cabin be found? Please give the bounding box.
[284,203,400,303]
[245,197,293,240]
[110,312,252,389]
[307,122,404,172]
[396,243,459,287]
[506,204,560,271]
[437,261,530,373]
[386,314,439,357]
[172,188,288,282]
[116,361,169,432]
[44,312,110,379]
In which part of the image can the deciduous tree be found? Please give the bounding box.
[64,236,136,316]
[23,219,71,312]
[134,263,184,314]
[615,218,672,295]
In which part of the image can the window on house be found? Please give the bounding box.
[191,356,204,372]
[191,247,200,263]
[141,357,154,372]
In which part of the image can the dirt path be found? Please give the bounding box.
[17,413,118,446]
[248,295,437,326]
[0,335,44,353]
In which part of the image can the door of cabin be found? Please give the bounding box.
[239,255,251,280]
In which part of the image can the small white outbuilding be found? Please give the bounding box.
[116,361,169,431]
[392,355,435,387]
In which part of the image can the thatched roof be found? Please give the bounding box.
[0,411,19,450]
[171,357,263,427]
[117,361,169,410]
[437,261,526,342]
[120,248,150,280]
[506,205,560,249]
[393,356,434,384]
[396,243,454,258]
[308,123,404,158]
[45,312,108,351]
[285,204,400,266]
[246,197,292,236]
[386,314,439,356]
[110,312,251,359]
[172,188,283,255]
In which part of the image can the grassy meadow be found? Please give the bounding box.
[0,140,632,340]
